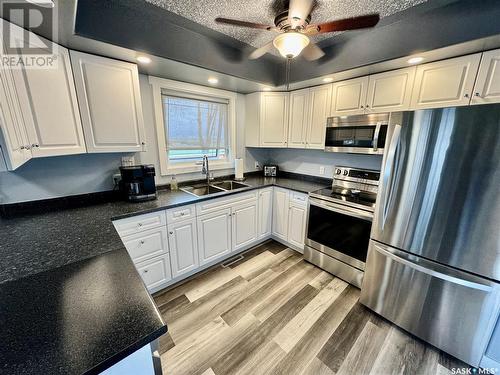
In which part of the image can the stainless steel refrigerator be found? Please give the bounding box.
[360,105,500,367]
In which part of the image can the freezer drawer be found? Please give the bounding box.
[360,240,500,367]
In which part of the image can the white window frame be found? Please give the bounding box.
[149,76,237,176]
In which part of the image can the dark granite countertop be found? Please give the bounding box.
[0,248,167,375]
[0,172,329,374]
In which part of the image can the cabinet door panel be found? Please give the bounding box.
[272,187,289,241]
[307,85,331,149]
[410,54,481,109]
[232,201,258,252]
[136,254,172,292]
[71,51,146,152]
[260,93,288,147]
[472,49,500,105]
[288,89,309,148]
[258,188,273,239]
[0,68,32,169]
[122,227,168,263]
[168,219,199,277]
[11,36,86,157]
[366,67,415,113]
[330,77,368,116]
[197,209,231,265]
[287,203,307,251]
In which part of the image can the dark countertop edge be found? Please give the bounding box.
[84,325,167,375]
[110,179,326,221]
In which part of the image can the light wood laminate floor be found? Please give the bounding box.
[153,240,469,375]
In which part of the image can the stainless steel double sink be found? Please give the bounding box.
[181,180,249,197]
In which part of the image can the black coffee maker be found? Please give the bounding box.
[119,165,157,202]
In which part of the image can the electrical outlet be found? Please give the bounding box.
[254,161,260,170]
[319,166,325,175]
[112,173,121,186]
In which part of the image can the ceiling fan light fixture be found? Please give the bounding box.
[273,32,310,59]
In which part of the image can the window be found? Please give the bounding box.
[149,77,237,176]
[163,95,229,162]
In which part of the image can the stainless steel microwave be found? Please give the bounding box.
[324,113,389,154]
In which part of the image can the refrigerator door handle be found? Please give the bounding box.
[380,123,401,229]
[372,242,494,292]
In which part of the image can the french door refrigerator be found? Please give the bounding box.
[360,105,500,367]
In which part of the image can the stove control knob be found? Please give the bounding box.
[343,170,349,176]
[335,168,342,175]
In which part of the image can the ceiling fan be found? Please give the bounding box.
[215,0,380,61]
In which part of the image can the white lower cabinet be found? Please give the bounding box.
[287,203,307,252]
[258,188,273,239]
[272,188,308,251]
[121,227,168,264]
[168,218,199,278]
[135,254,172,292]
[232,200,259,252]
[272,187,290,241]
[197,208,232,266]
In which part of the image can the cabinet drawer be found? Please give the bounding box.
[196,190,257,215]
[113,210,166,237]
[135,254,172,291]
[166,204,195,223]
[360,241,500,367]
[290,191,308,206]
[122,227,168,263]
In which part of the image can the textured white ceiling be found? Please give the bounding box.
[145,0,427,49]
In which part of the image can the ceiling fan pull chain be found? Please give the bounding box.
[286,57,292,91]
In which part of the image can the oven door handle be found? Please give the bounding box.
[309,198,373,222]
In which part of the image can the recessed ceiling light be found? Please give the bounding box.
[407,56,424,64]
[263,87,272,91]
[323,77,334,83]
[136,56,151,64]
[208,77,219,84]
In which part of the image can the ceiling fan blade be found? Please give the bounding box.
[249,42,275,60]
[288,0,314,28]
[215,17,274,30]
[301,42,325,61]
[306,13,380,34]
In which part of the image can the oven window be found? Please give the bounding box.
[307,204,372,263]
[325,125,387,148]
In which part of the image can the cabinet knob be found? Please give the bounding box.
[365,104,370,108]
[464,93,470,98]
[475,92,481,97]
[25,145,31,150]
[360,105,364,109]
[20,145,25,150]
[140,240,145,245]
[138,223,143,227]
[32,143,39,148]
[169,231,173,235]
[141,141,146,145]
[143,269,148,273]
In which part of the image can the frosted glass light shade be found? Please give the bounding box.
[273,32,310,59]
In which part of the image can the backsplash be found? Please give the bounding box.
[262,148,383,178]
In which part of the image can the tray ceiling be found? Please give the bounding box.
[145,0,427,49]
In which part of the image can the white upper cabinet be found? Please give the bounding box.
[410,54,481,109]
[287,88,309,148]
[366,67,415,113]
[70,51,146,153]
[13,39,86,157]
[306,84,331,149]
[471,49,500,105]
[245,92,289,147]
[0,67,32,169]
[330,76,369,116]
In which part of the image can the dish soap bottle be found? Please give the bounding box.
[170,175,179,191]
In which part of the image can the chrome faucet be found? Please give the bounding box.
[201,155,210,185]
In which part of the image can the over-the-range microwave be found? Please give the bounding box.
[324,113,389,155]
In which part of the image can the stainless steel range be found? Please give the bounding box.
[304,166,380,288]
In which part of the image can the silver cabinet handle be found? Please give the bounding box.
[139,240,145,245]
[475,92,481,97]
[32,143,39,148]
[169,231,173,235]
[143,269,148,273]
[360,105,364,109]
[464,93,470,98]
[138,223,143,227]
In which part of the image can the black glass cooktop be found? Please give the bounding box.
[311,187,377,209]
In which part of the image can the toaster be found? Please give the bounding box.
[263,165,278,177]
